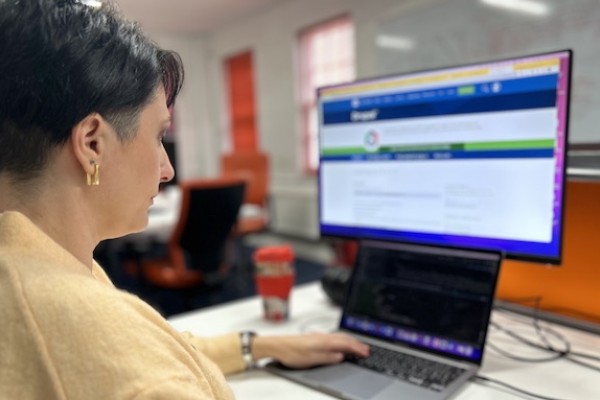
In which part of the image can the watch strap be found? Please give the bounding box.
[239,331,257,370]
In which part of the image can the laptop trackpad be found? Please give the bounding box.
[301,364,392,399]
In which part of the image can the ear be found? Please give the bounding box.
[70,113,107,175]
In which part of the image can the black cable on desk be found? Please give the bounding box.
[480,296,600,400]
[489,320,571,361]
[494,299,600,368]
[488,299,600,398]
[566,356,600,373]
[486,342,565,363]
[473,375,568,400]
[529,297,556,351]
[494,297,571,355]
[568,350,600,362]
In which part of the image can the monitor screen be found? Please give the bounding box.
[318,50,572,264]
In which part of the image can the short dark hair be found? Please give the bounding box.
[0,0,184,180]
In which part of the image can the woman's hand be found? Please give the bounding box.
[252,332,369,369]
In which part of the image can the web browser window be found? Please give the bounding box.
[318,51,571,263]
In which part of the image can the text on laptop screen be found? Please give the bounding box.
[341,242,501,364]
[318,50,572,264]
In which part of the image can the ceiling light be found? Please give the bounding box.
[376,35,415,51]
[481,0,550,16]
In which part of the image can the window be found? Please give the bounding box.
[225,51,258,153]
[298,15,355,172]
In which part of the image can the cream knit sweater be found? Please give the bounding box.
[0,211,244,399]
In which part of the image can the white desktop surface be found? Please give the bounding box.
[168,283,600,400]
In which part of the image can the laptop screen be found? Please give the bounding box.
[340,241,501,364]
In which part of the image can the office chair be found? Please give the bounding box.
[220,151,270,235]
[139,177,246,311]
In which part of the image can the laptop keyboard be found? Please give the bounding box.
[346,345,466,392]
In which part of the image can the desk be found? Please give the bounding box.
[168,283,600,400]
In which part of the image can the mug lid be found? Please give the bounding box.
[253,245,295,262]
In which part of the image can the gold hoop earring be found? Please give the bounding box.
[87,160,100,186]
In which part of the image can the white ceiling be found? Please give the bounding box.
[116,0,285,34]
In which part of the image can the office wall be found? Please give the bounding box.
[145,33,217,181]
[200,0,432,238]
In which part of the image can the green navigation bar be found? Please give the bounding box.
[321,138,555,156]
[464,139,555,150]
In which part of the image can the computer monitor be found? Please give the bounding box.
[317,50,572,265]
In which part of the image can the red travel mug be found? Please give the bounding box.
[253,245,295,321]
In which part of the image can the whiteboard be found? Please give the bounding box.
[376,0,600,143]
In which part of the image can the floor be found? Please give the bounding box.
[96,232,336,317]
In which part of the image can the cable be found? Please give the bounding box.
[473,375,568,400]
[493,295,572,355]
[491,298,600,383]
[494,296,554,351]
[486,296,600,398]
[566,356,600,373]
[489,320,571,359]
[491,311,600,382]
[496,296,600,337]
[568,350,600,361]
[530,298,556,351]
[486,342,564,363]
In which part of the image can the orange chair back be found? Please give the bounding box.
[142,177,246,289]
[221,152,269,206]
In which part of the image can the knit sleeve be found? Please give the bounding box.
[130,375,233,400]
[90,261,246,375]
[181,332,246,375]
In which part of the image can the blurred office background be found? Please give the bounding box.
[119,0,600,239]
[97,0,600,318]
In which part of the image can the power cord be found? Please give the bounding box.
[476,297,600,399]
[489,319,570,361]
[568,350,600,362]
[493,298,600,373]
[495,296,565,354]
[473,375,568,400]
[486,342,564,363]
[565,356,600,373]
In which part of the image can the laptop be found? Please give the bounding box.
[266,240,502,400]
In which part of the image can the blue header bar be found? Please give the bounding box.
[322,90,556,125]
[322,74,558,114]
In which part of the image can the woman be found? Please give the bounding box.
[0,0,368,398]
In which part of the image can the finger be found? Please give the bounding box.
[312,352,345,366]
[321,334,370,357]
